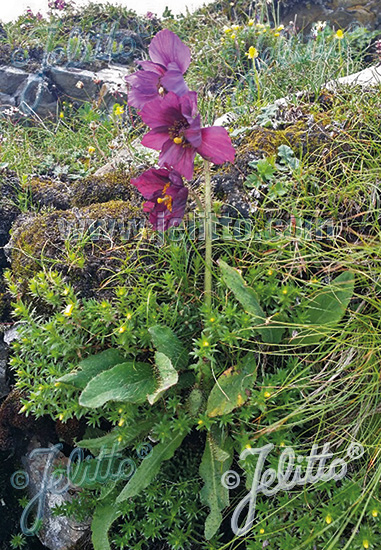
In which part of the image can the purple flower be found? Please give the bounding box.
[131,167,188,230]
[48,0,66,9]
[139,91,235,180]
[125,29,190,110]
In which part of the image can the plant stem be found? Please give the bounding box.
[204,160,212,311]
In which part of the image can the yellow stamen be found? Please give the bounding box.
[173,136,183,144]
[157,182,173,212]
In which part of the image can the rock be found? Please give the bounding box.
[48,66,100,102]
[279,0,380,30]
[0,66,29,96]
[213,111,239,127]
[15,74,58,118]
[0,171,21,267]
[325,63,381,89]
[22,438,89,550]
[0,92,15,108]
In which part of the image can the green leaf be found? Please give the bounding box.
[116,430,186,502]
[219,260,285,344]
[149,325,188,370]
[57,349,125,390]
[199,425,233,539]
[207,353,257,417]
[79,362,156,408]
[292,271,355,346]
[91,495,121,550]
[147,352,178,404]
[77,419,155,451]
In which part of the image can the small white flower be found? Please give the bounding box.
[76,81,84,89]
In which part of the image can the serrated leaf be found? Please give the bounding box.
[147,352,178,404]
[57,349,125,390]
[91,495,121,550]
[292,271,355,346]
[219,260,285,344]
[116,430,186,502]
[207,353,257,417]
[199,425,233,539]
[79,362,156,408]
[149,325,188,370]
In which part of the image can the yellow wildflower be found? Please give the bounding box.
[246,46,258,59]
[248,19,254,27]
[325,514,332,525]
[336,29,344,39]
[63,303,74,317]
[87,146,95,155]
[114,104,124,116]
[59,111,64,119]
[363,540,369,549]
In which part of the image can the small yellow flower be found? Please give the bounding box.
[372,509,378,518]
[117,435,123,443]
[276,25,284,31]
[59,111,64,119]
[54,382,61,388]
[203,340,210,347]
[224,27,232,34]
[259,528,265,535]
[232,25,241,31]
[209,317,216,323]
[118,418,125,427]
[267,269,273,276]
[114,104,124,116]
[126,313,132,320]
[336,29,344,39]
[87,146,96,155]
[256,23,265,29]
[280,441,285,447]
[245,444,252,449]
[274,32,280,37]
[248,19,254,27]
[118,408,124,414]
[325,514,332,525]
[198,419,204,425]
[246,46,258,59]
[310,277,318,284]
[282,288,288,295]
[58,413,64,421]
[363,540,369,549]
[264,391,271,399]
[220,37,225,43]
[118,326,126,334]
[63,303,74,317]
[231,33,236,39]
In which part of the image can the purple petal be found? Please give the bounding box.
[137,60,166,75]
[197,127,235,164]
[131,168,169,199]
[184,115,202,147]
[149,29,191,74]
[139,92,181,128]
[159,141,196,180]
[141,129,171,150]
[180,92,198,123]
[160,70,189,96]
[125,71,160,109]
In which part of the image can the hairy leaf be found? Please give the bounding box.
[57,349,125,390]
[79,362,156,408]
[116,430,186,503]
[148,352,178,404]
[149,325,188,370]
[200,425,233,539]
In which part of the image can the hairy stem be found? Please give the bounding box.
[204,160,212,311]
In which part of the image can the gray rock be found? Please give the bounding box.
[48,66,99,102]
[15,74,57,117]
[0,92,16,107]
[325,64,381,90]
[0,66,30,96]
[23,438,90,550]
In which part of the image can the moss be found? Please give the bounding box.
[10,200,146,299]
[71,170,142,208]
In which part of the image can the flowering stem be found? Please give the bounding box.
[253,60,260,103]
[204,160,212,311]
